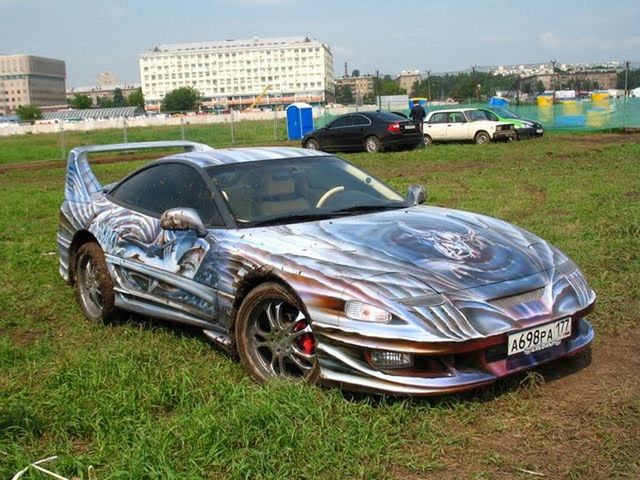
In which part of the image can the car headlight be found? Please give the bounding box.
[344,300,392,323]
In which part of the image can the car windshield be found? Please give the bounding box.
[207,156,406,227]
[490,108,520,119]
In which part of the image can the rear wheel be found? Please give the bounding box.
[364,135,382,153]
[304,138,320,150]
[475,131,491,145]
[75,242,117,324]
[235,283,318,383]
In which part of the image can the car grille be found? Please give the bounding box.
[489,287,545,310]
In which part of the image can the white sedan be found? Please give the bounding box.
[423,108,516,145]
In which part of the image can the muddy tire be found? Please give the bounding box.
[74,242,118,324]
[235,282,319,384]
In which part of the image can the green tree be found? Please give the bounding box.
[96,96,113,108]
[375,75,406,96]
[16,104,42,122]
[335,84,354,104]
[127,88,145,108]
[535,80,546,94]
[70,94,93,109]
[112,87,126,107]
[351,69,360,77]
[162,86,202,112]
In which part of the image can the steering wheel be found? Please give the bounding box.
[315,186,345,208]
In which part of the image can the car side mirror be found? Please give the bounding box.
[160,208,207,237]
[406,184,426,206]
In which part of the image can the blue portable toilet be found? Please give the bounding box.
[286,102,314,141]
[488,96,509,107]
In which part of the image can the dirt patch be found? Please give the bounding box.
[8,328,45,346]
[400,329,640,479]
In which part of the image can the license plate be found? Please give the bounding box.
[404,124,416,130]
[507,318,571,356]
[536,128,543,133]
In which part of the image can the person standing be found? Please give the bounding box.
[409,100,427,133]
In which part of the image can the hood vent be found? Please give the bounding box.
[490,287,545,310]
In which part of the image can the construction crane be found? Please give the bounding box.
[243,84,272,111]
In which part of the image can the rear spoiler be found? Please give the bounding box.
[64,141,213,202]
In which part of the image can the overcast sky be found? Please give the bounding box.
[2,0,638,87]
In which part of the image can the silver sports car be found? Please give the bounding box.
[58,141,595,395]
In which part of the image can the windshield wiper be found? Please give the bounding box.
[249,212,336,227]
[331,203,407,214]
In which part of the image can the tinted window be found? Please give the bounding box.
[465,110,486,122]
[328,115,352,128]
[111,163,222,226]
[351,114,371,126]
[370,111,407,123]
[429,112,449,124]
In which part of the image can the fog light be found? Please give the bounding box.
[370,351,413,369]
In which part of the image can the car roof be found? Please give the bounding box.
[428,107,481,113]
[158,146,331,168]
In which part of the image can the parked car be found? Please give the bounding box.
[59,141,595,396]
[479,107,544,139]
[302,111,423,153]
[423,108,516,145]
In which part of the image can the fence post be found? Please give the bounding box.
[59,121,66,160]
[273,108,277,141]
[230,111,235,145]
[123,116,128,143]
[180,117,186,140]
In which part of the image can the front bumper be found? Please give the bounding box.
[314,317,594,396]
[492,129,517,141]
[516,127,544,139]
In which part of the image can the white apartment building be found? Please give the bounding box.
[139,36,334,110]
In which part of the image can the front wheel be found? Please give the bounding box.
[423,134,433,147]
[235,283,318,383]
[475,131,491,145]
[364,135,382,153]
[75,242,118,324]
[304,138,320,150]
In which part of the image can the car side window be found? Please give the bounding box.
[351,115,370,127]
[110,163,223,226]
[450,112,467,123]
[429,112,449,124]
[328,116,352,128]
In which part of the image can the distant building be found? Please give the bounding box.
[139,36,335,110]
[526,71,617,91]
[397,70,421,95]
[66,79,140,106]
[335,75,374,104]
[97,72,118,87]
[0,54,66,114]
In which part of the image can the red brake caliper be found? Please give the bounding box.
[293,320,315,355]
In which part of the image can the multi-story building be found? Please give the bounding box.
[397,70,421,95]
[139,36,334,110]
[0,54,66,114]
[335,75,374,104]
[67,72,140,106]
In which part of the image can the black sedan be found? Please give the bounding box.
[302,111,423,153]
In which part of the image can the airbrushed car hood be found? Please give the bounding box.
[245,205,567,295]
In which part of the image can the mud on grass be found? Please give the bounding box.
[1,133,639,479]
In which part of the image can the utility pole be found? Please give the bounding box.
[624,60,630,98]
[376,69,381,110]
[550,59,557,101]
[427,70,431,100]
[472,65,477,101]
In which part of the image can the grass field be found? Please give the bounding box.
[1,133,639,479]
[0,119,289,165]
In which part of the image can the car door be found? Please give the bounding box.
[323,115,353,151]
[425,112,449,140]
[446,111,470,140]
[106,162,223,321]
[347,114,372,150]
